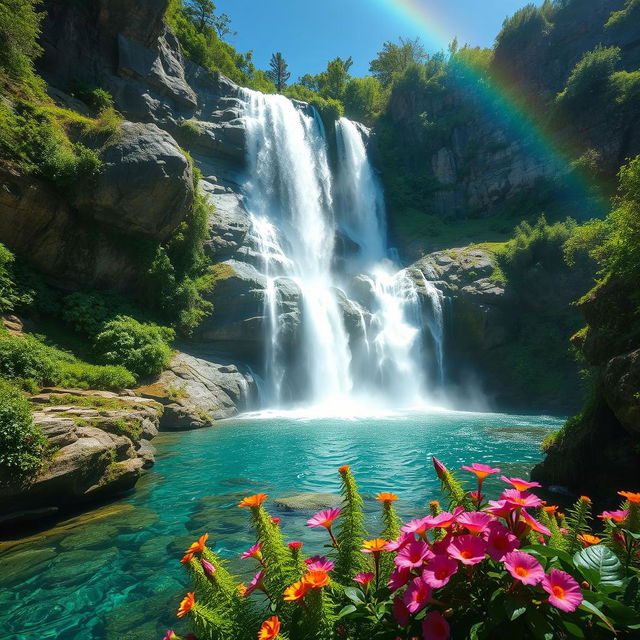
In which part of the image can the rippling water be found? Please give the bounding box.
[0,410,563,640]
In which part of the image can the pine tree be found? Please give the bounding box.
[267,52,291,93]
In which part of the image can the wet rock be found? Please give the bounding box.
[273,492,343,511]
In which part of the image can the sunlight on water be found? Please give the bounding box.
[0,412,564,640]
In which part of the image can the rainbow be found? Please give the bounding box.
[373,0,607,217]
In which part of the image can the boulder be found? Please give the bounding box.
[273,493,342,511]
[72,122,194,241]
[603,348,640,436]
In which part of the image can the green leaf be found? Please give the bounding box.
[343,586,365,604]
[574,544,624,587]
[562,620,585,638]
[469,622,484,640]
[525,544,574,566]
[336,604,357,619]
[579,599,616,633]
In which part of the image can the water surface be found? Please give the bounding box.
[0,410,563,640]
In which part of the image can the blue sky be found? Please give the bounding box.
[214,0,540,80]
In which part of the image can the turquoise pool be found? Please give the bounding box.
[0,410,563,640]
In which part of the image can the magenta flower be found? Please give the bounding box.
[422,554,458,588]
[502,489,543,509]
[385,531,414,551]
[393,595,410,627]
[162,632,179,640]
[243,569,266,597]
[431,534,453,556]
[403,575,432,613]
[485,499,514,519]
[521,509,551,536]
[395,540,434,569]
[469,490,485,503]
[200,557,216,578]
[542,569,583,612]
[288,541,303,549]
[432,456,448,480]
[447,534,487,566]
[598,510,629,523]
[500,476,541,491]
[305,555,335,572]
[422,610,450,640]
[306,508,341,528]
[503,550,544,585]
[484,521,519,561]
[240,542,263,561]
[353,572,374,586]
[401,516,432,537]
[388,566,411,592]
[456,511,494,534]
[461,462,500,480]
[424,506,464,529]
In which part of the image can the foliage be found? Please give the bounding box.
[169,461,640,640]
[0,380,47,476]
[369,37,428,87]
[0,243,32,313]
[108,417,143,442]
[266,52,291,93]
[605,0,640,29]
[495,2,555,51]
[556,46,621,108]
[343,76,384,124]
[93,316,174,380]
[72,85,114,113]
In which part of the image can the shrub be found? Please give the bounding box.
[169,461,640,639]
[0,242,32,313]
[0,0,43,87]
[73,86,114,112]
[61,291,137,337]
[94,315,174,379]
[54,360,135,391]
[605,0,640,29]
[107,417,143,442]
[495,2,554,51]
[0,380,47,475]
[556,46,621,109]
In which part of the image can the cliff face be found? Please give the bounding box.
[378,0,640,256]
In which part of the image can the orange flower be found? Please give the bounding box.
[302,569,330,589]
[258,616,281,640]
[580,496,591,503]
[338,465,350,474]
[239,493,268,508]
[238,583,248,596]
[543,505,559,515]
[283,580,310,601]
[176,592,195,618]
[376,492,399,502]
[578,533,602,547]
[180,552,194,564]
[185,533,209,555]
[618,491,640,504]
[361,538,389,554]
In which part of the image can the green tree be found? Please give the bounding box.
[369,37,427,87]
[317,56,353,101]
[343,76,383,123]
[267,52,291,93]
[0,0,43,84]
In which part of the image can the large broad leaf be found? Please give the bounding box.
[573,545,624,588]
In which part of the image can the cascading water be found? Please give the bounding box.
[240,90,444,413]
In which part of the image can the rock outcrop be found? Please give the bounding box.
[0,389,163,522]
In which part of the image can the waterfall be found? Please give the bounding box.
[240,90,443,413]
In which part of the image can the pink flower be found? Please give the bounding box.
[388,566,411,592]
[385,531,414,551]
[456,511,494,534]
[162,632,179,640]
[241,543,263,561]
[271,516,281,524]
[503,550,544,585]
[306,508,341,528]
[502,489,543,509]
[598,510,629,523]
[541,569,583,612]
[243,570,266,597]
[432,456,448,480]
[288,541,303,549]
[469,490,485,503]
[422,610,450,640]
[422,554,458,588]
[403,576,432,613]
[447,535,487,566]
[424,506,464,529]
[395,540,433,569]
[461,463,500,480]
[500,476,541,491]
[521,509,551,536]
[401,516,432,537]
[485,499,514,519]
[431,534,453,556]
[393,595,410,627]
[200,557,216,578]
[354,572,374,586]
[305,556,335,572]
[484,521,519,561]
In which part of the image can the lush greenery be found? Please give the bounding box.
[168,461,640,639]
[0,380,48,475]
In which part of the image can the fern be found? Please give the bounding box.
[538,509,566,551]
[564,496,593,554]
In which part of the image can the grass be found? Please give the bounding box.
[44,394,133,410]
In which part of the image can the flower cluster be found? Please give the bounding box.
[166,460,640,640]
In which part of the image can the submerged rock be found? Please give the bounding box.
[273,492,342,511]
